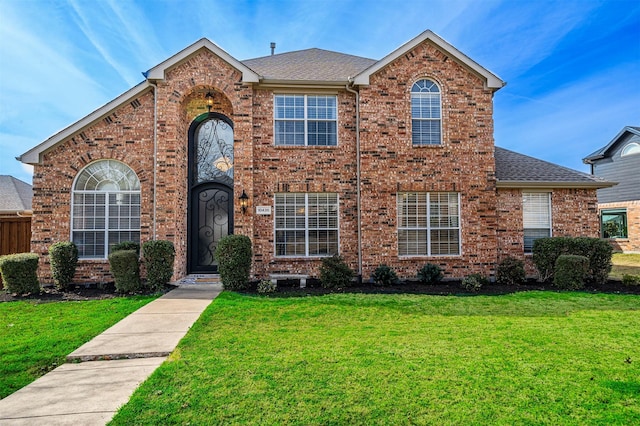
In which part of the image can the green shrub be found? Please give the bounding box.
[533,237,612,285]
[111,241,140,256]
[142,240,175,292]
[214,235,252,291]
[257,279,277,294]
[108,250,141,293]
[496,257,526,286]
[461,273,488,292]
[0,253,40,294]
[553,255,589,290]
[417,263,443,285]
[372,264,398,286]
[319,255,354,288]
[622,274,640,287]
[48,241,78,290]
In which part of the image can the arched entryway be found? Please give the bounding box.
[188,113,234,273]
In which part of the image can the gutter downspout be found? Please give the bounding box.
[150,81,158,240]
[345,80,362,283]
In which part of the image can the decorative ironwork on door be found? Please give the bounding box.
[188,113,234,273]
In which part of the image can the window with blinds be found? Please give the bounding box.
[523,192,551,253]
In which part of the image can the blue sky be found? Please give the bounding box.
[1,0,638,184]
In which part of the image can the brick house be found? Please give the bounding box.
[19,29,611,284]
[583,126,640,253]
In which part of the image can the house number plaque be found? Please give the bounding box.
[256,206,272,215]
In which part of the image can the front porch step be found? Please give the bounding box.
[176,274,220,285]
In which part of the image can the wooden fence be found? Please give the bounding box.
[0,217,32,256]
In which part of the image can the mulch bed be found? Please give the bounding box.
[250,278,640,297]
[1,279,638,303]
[0,283,176,303]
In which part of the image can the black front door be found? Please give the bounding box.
[189,183,232,273]
[188,112,234,273]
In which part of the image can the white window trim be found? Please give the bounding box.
[411,79,443,146]
[621,142,640,157]
[273,94,339,147]
[397,192,461,257]
[273,193,340,258]
[522,191,552,254]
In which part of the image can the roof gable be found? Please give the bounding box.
[495,147,613,189]
[0,175,33,213]
[583,126,640,163]
[145,38,259,83]
[352,30,505,90]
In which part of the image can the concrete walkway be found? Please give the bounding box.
[0,280,222,426]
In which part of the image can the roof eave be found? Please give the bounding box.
[352,29,505,90]
[582,126,640,163]
[19,83,153,165]
[496,180,616,189]
[145,38,260,83]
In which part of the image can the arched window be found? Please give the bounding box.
[621,142,640,157]
[72,160,141,258]
[411,79,441,145]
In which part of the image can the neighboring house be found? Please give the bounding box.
[583,126,640,253]
[0,175,33,256]
[18,29,611,284]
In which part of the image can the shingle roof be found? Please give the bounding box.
[242,48,376,82]
[0,176,33,213]
[495,147,613,188]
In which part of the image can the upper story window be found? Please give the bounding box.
[274,94,337,146]
[523,192,551,253]
[621,142,640,157]
[71,160,141,259]
[411,79,441,145]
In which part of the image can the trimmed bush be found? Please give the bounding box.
[417,263,443,285]
[48,241,78,290]
[461,273,488,292]
[257,279,277,294]
[142,240,175,292]
[622,274,640,287]
[372,264,398,286]
[496,257,526,286]
[319,255,354,289]
[553,255,589,290]
[533,237,612,285]
[108,249,141,293]
[0,253,40,294]
[214,235,252,291]
[111,241,140,256]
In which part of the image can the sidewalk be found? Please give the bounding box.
[0,281,222,426]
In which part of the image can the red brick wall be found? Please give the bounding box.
[599,200,640,253]
[357,40,498,279]
[496,188,601,277]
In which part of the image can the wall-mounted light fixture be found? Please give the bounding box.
[205,92,214,112]
[239,190,249,214]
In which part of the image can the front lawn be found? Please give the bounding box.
[112,291,640,425]
[611,253,640,279]
[0,296,157,398]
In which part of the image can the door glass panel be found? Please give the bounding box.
[196,187,230,269]
[196,118,234,186]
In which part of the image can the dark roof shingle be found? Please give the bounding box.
[242,48,376,82]
[495,147,612,188]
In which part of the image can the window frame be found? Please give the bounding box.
[273,94,338,147]
[274,193,339,257]
[411,79,442,146]
[397,192,461,257]
[601,208,628,239]
[523,192,552,253]
[70,160,141,259]
[621,142,640,157]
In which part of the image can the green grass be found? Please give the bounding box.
[611,253,640,279]
[0,296,157,398]
[112,291,640,425]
